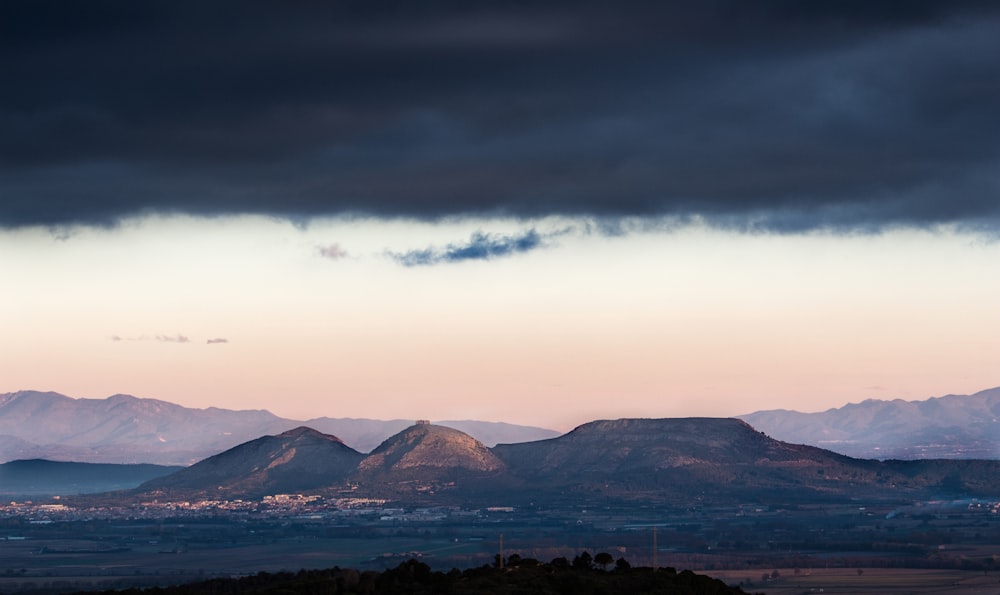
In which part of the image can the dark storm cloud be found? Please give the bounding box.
[389,229,546,266]
[2,1,999,231]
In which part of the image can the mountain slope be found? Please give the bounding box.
[138,423,507,500]
[492,417,1000,505]
[739,387,1000,459]
[359,423,506,476]
[350,423,510,499]
[493,418,875,502]
[138,427,364,498]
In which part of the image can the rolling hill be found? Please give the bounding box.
[138,426,365,498]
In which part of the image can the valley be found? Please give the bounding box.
[1,496,999,593]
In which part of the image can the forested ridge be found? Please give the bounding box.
[78,555,752,595]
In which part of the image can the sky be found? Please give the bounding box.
[1,2,998,431]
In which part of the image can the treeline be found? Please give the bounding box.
[77,554,753,595]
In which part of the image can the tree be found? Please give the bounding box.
[594,552,614,571]
[615,557,632,572]
[572,551,593,570]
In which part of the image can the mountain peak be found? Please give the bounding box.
[275,426,345,443]
[360,423,505,474]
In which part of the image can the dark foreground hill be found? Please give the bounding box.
[79,557,748,595]
[129,417,1000,507]
[739,386,1000,460]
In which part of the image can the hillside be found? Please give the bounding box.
[493,417,1000,505]
[739,386,1000,459]
[139,427,364,498]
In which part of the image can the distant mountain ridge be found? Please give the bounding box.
[738,386,1000,460]
[0,391,560,465]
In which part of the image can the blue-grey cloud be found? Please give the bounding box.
[206,338,229,344]
[389,229,547,266]
[2,1,1000,233]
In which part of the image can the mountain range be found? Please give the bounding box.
[4,386,999,473]
[0,391,559,465]
[129,418,1000,507]
[738,386,1000,460]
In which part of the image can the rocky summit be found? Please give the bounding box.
[358,423,506,478]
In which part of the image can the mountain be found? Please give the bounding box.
[0,459,182,496]
[492,418,881,504]
[135,423,506,500]
[139,427,364,498]
[738,386,1000,460]
[496,417,1000,504]
[353,423,511,499]
[0,391,559,465]
[359,423,506,476]
[127,418,1000,507]
[301,418,559,453]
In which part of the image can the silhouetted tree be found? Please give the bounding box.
[594,552,614,570]
[572,551,593,570]
[551,556,570,569]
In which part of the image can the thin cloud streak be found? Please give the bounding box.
[388,229,548,266]
[110,334,192,343]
